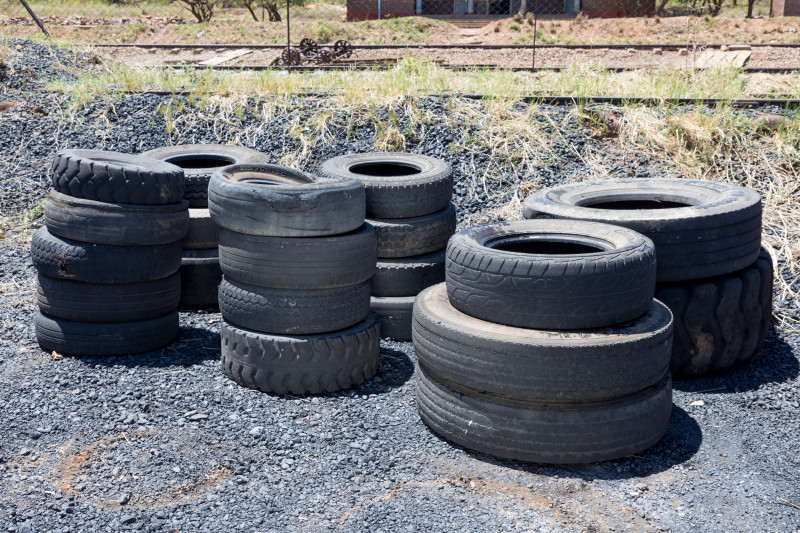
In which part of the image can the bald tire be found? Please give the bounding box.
[31,227,182,284]
[220,313,381,395]
[218,277,370,335]
[35,310,179,356]
[218,224,376,289]
[522,178,762,282]
[416,366,673,464]
[656,248,773,377]
[44,190,189,246]
[414,283,672,401]
[36,273,181,323]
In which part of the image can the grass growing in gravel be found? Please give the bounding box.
[46,58,800,104]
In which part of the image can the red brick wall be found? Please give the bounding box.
[581,0,654,16]
[772,0,800,16]
[347,0,415,20]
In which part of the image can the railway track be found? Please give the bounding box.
[82,43,800,50]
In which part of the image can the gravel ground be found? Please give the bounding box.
[1,40,800,533]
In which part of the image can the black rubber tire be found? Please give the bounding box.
[36,272,180,323]
[179,248,222,308]
[44,190,189,246]
[414,283,672,401]
[522,178,762,282]
[370,296,415,341]
[50,149,184,205]
[369,203,457,259]
[318,153,453,219]
[656,248,773,377]
[218,225,376,289]
[219,277,370,335]
[371,249,446,297]
[183,208,219,250]
[141,144,269,207]
[35,310,179,356]
[416,366,672,464]
[220,313,381,395]
[31,227,183,284]
[446,220,657,330]
[208,163,365,237]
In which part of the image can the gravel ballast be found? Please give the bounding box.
[1,40,799,533]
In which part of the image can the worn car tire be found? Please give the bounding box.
[369,203,456,258]
[319,153,453,218]
[414,283,672,401]
[183,208,219,250]
[446,220,656,330]
[656,248,773,377]
[371,249,446,297]
[219,277,370,335]
[220,313,381,395]
[416,366,672,464]
[371,295,415,341]
[36,272,180,323]
[44,191,189,246]
[31,227,182,284]
[50,149,184,205]
[522,178,762,282]
[218,225,376,289]
[141,144,268,207]
[180,248,222,308]
[35,310,179,356]
[208,163,365,237]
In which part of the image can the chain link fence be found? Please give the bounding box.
[0,0,778,52]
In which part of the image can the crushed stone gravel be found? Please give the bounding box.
[1,39,799,533]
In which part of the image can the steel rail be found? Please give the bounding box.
[92,89,800,107]
[80,42,800,50]
[144,64,800,73]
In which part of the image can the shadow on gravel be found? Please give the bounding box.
[360,347,415,395]
[81,326,220,369]
[673,331,799,394]
[458,405,702,482]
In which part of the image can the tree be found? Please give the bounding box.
[177,0,216,22]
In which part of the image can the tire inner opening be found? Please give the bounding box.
[166,155,235,169]
[349,162,422,177]
[579,198,694,211]
[486,234,606,255]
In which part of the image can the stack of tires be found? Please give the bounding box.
[33,150,187,356]
[523,178,772,377]
[208,163,381,395]
[141,145,270,308]
[320,153,455,341]
[413,220,674,464]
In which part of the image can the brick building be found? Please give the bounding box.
[772,0,800,15]
[346,0,654,20]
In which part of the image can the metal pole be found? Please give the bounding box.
[531,0,538,69]
[286,0,290,61]
[18,0,49,38]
